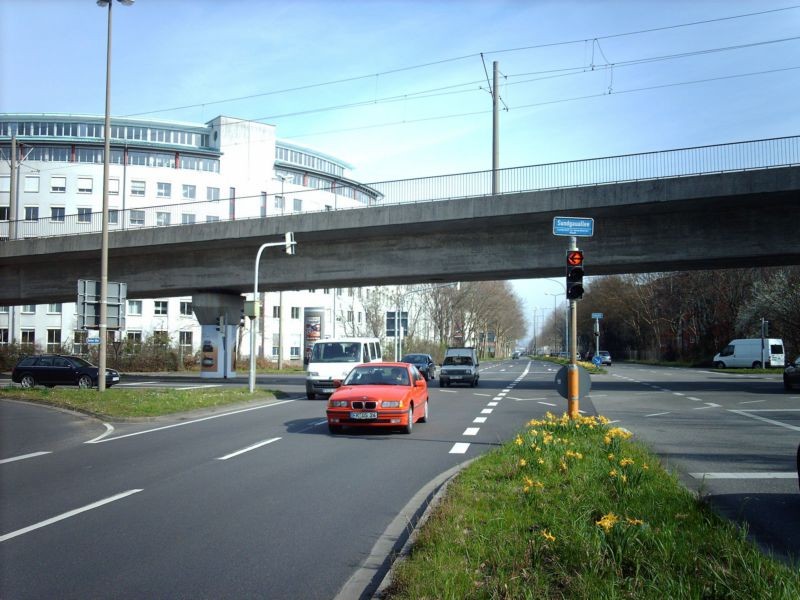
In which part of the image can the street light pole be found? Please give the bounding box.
[96,0,133,392]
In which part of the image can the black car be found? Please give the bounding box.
[400,353,436,381]
[12,354,121,389]
[784,356,800,391]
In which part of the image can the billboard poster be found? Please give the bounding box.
[304,308,325,362]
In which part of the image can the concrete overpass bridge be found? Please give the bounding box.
[1,135,799,309]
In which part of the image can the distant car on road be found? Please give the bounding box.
[12,354,120,389]
[598,351,612,366]
[326,363,429,434]
[512,351,521,359]
[784,357,800,391]
[400,353,436,380]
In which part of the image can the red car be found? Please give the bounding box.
[326,362,429,434]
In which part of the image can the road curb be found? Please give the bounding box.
[333,458,477,600]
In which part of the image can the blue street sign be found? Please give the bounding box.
[592,355,602,366]
[553,216,594,237]
[592,312,604,319]
[87,337,101,345]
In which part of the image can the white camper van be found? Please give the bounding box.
[305,337,383,399]
[713,338,785,369]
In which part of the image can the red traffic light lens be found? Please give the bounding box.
[567,250,584,266]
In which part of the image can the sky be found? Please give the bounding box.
[2,0,798,341]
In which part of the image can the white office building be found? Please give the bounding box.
[0,113,384,364]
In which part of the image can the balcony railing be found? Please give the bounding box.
[2,135,798,241]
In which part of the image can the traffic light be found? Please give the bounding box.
[566,250,585,300]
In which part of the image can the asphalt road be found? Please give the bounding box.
[1,360,797,598]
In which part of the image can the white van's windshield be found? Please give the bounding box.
[310,342,362,363]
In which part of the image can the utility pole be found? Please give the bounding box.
[492,61,500,195]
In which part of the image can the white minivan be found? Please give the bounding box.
[305,337,383,399]
[713,338,785,369]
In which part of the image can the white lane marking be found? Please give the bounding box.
[0,451,52,465]
[739,400,766,405]
[481,408,494,414]
[538,401,556,407]
[729,410,800,432]
[488,402,499,407]
[463,428,480,436]
[114,381,159,386]
[449,443,470,454]
[673,392,685,397]
[439,390,457,393]
[508,397,546,402]
[176,384,224,390]
[687,397,703,402]
[690,472,798,480]
[86,400,295,443]
[693,405,715,410]
[86,422,115,444]
[591,394,608,398]
[217,437,281,460]
[473,417,487,423]
[0,489,143,543]
[645,412,671,417]
[474,393,493,397]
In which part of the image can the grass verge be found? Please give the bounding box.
[0,385,282,419]
[383,413,800,599]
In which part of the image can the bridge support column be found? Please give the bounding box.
[193,292,243,379]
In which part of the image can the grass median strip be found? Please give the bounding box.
[383,412,800,599]
[0,386,282,419]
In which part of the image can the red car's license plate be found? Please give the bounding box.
[350,411,378,420]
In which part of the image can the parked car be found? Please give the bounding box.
[598,351,612,366]
[784,357,800,391]
[326,363,428,434]
[400,353,436,380]
[12,354,120,389]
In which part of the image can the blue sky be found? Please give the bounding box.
[2,0,798,340]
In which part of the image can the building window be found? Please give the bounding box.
[274,195,284,211]
[347,310,354,323]
[47,303,62,314]
[109,178,120,195]
[293,198,302,212]
[0,328,8,346]
[77,208,92,223]
[290,346,301,359]
[50,176,67,193]
[51,207,65,222]
[0,176,9,192]
[128,300,142,315]
[0,305,8,313]
[73,330,87,355]
[127,330,142,348]
[108,209,119,225]
[25,207,39,221]
[130,210,145,225]
[182,184,196,200]
[0,207,8,221]
[180,301,193,316]
[24,176,40,193]
[272,305,280,318]
[181,213,196,224]
[207,187,220,201]
[47,329,62,353]
[153,330,169,346]
[154,301,168,316]
[206,215,219,222]
[156,212,171,226]
[179,331,193,353]
[157,182,171,198]
[77,177,93,193]
[22,304,35,314]
[131,180,145,196]
[21,329,35,347]
[291,307,300,319]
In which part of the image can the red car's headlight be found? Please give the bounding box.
[330,400,349,408]
[381,400,403,408]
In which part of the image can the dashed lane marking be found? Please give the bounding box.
[690,472,798,480]
[449,443,470,454]
[473,417,487,423]
[463,428,480,436]
[0,451,52,465]
[217,437,281,461]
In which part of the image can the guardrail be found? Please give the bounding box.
[2,135,798,240]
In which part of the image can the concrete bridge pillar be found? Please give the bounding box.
[192,292,244,379]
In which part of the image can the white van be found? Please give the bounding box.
[305,337,383,399]
[713,338,785,369]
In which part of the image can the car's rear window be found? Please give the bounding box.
[17,356,37,367]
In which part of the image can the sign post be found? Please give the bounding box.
[592,312,603,358]
[553,217,594,419]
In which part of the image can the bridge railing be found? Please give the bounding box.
[2,135,798,240]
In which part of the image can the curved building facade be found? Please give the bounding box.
[0,113,382,363]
